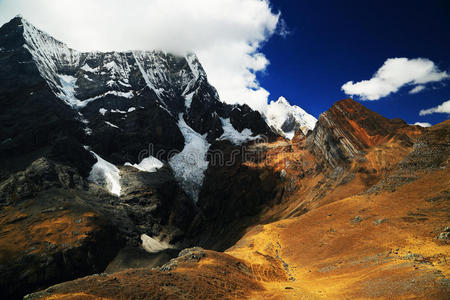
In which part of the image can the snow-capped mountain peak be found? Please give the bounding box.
[265,96,317,139]
[14,16,213,114]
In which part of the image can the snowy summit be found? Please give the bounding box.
[265,96,317,139]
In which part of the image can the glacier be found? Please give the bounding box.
[169,114,210,202]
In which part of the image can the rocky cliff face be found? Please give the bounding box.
[306,99,418,168]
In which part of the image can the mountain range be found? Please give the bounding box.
[0,16,448,299]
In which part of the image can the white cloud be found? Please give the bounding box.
[341,58,449,100]
[0,0,283,112]
[409,85,425,94]
[413,122,431,127]
[419,100,450,116]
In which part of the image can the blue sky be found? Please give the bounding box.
[260,0,450,125]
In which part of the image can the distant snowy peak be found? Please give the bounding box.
[266,96,317,139]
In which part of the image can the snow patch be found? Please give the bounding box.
[169,114,210,202]
[119,81,132,88]
[284,131,295,140]
[124,156,164,172]
[141,234,174,253]
[99,108,107,115]
[219,118,259,145]
[88,151,121,196]
[84,127,93,135]
[106,80,116,87]
[127,107,136,113]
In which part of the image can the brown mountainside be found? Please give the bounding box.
[25,99,450,299]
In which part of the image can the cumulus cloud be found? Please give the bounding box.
[341,58,449,100]
[0,0,283,111]
[419,100,450,116]
[413,122,431,127]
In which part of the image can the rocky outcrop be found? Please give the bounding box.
[0,158,123,299]
[366,120,450,194]
[306,99,418,167]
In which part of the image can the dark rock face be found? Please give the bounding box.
[195,141,282,250]
[229,104,276,141]
[119,165,198,243]
[280,113,298,133]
